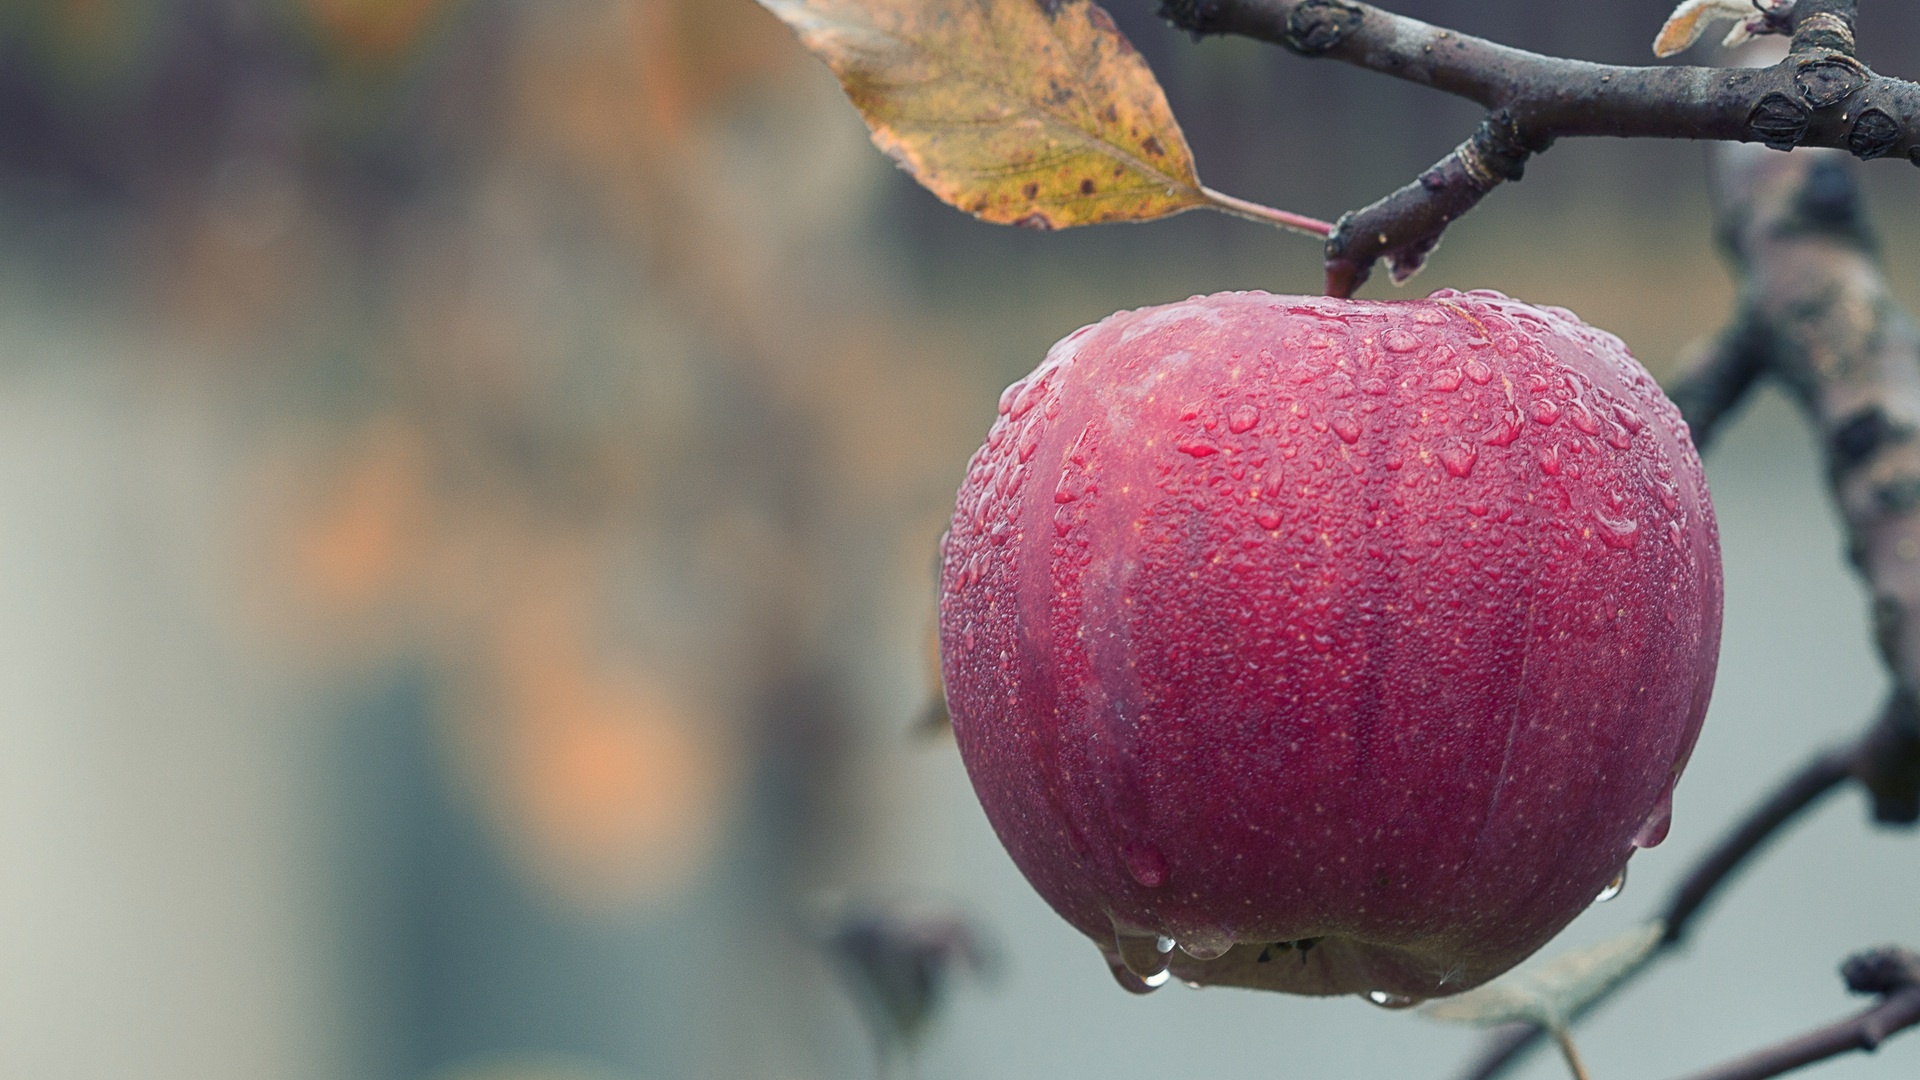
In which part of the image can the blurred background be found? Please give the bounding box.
[0,1,1916,1078]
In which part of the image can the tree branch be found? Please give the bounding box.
[1156,0,1920,294]
[1666,947,1920,1080]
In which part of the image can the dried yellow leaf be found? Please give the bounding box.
[758,0,1322,234]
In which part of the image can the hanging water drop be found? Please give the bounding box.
[1366,990,1420,1009]
[1633,779,1676,849]
[1595,866,1627,903]
[1112,928,1174,979]
[1178,933,1234,961]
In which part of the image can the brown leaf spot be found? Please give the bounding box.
[1022,182,1040,200]
[1141,135,1165,157]
[1079,178,1096,195]
[1036,0,1065,15]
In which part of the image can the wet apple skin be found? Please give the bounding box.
[938,290,1722,999]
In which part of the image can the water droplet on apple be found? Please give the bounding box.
[1431,369,1464,392]
[1366,990,1420,1009]
[1595,866,1627,902]
[1228,404,1259,434]
[1531,399,1562,425]
[1178,932,1234,960]
[1010,379,1046,419]
[1104,952,1166,994]
[1383,328,1422,353]
[1255,509,1283,530]
[1633,780,1676,849]
[998,380,1025,416]
[1538,445,1561,476]
[1595,511,1640,550]
[1113,927,1174,980]
[1124,842,1168,888]
[1440,443,1478,478]
[1332,417,1362,444]
[1464,359,1493,385]
[1569,405,1602,435]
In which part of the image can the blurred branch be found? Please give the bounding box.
[1667,946,1920,1080]
[1449,131,1920,1080]
[1156,0,1917,295]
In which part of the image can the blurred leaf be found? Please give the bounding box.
[1421,920,1665,1029]
[755,0,1324,234]
[300,0,462,66]
[816,906,996,1055]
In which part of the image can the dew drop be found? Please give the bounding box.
[1464,359,1493,385]
[1484,417,1524,448]
[1383,328,1423,353]
[1606,423,1634,451]
[1104,953,1166,995]
[998,380,1025,416]
[1124,842,1168,888]
[1633,780,1676,849]
[1018,426,1042,463]
[1332,417,1362,445]
[1177,440,1220,458]
[1596,866,1627,903]
[1228,404,1260,434]
[1440,443,1478,478]
[1431,369,1464,392]
[1366,990,1421,1009]
[1113,927,1174,980]
[1614,403,1645,433]
[1594,511,1640,550]
[1010,379,1045,419]
[1569,405,1602,435]
[1255,509,1284,530]
[1530,399,1562,426]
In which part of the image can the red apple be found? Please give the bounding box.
[938,290,1721,1002]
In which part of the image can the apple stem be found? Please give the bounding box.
[1198,187,1332,238]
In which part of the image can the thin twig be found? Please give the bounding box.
[1666,948,1920,1080]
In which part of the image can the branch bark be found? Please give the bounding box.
[1156,0,1920,295]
